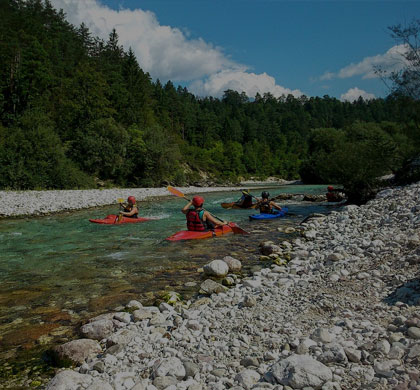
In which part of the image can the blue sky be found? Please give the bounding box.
[51,0,420,101]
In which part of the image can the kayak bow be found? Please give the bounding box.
[89,214,151,224]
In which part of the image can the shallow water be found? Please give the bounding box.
[0,185,336,361]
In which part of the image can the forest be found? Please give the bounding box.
[1,0,419,203]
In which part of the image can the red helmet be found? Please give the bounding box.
[327,186,334,191]
[127,196,136,204]
[192,196,204,207]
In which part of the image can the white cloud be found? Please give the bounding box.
[190,70,303,99]
[340,87,376,102]
[321,44,409,81]
[50,0,302,98]
[51,0,236,81]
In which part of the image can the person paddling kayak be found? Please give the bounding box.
[119,196,139,219]
[182,196,227,231]
[255,191,282,214]
[235,190,254,208]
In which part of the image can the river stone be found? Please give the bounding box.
[260,243,281,256]
[53,339,101,365]
[133,308,154,321]
[199,279,228,295]
[234,369,261,390]
[86,381,114,390]
[407,327,420,339]
[114,312,132,324]
[80,319,114,340]
[153,376,178,390]
[242,295,257,308]
[106,328,138,347]
[183,361,199,378]
[374,359,400,378]
[344,348,361,363]
[153,357,186,379]
[312,328,333,343]
[375,339,391,355]
[223,256,242,272]
[126,300,143,310]
[203,260,229,277]
[271,354,333,389]
[46,370,93,389]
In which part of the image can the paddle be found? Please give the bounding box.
[115,198,125,223]
[167,186,249,235]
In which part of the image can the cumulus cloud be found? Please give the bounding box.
[50,0,302,98]
[190,70,303,98]
[51,0,236,81]
[340,87,376,102]
[321,44,409,81]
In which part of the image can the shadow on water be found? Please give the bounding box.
[0,184,340,384]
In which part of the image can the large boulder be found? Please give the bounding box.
[46,371,92,390]
[199,279,228,295]
[80,319,114,340]
[203,260,229,277]
[222,256,242,272]
[270,354,333,389]
[52,339,101,365]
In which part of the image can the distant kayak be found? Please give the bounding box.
[249,207,288,221]
[221,202,257,209]
[89,214,151,225]
[166,224,236,241]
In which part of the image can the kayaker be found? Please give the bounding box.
[119,196,139,219]
[255,191,282,214]
[182,196,227,231]
[326,186,344,202]
[235,190,254,208]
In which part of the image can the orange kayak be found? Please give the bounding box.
[166,224,234,241]
[89,214,151,224]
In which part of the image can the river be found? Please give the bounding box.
[0,185,337,384]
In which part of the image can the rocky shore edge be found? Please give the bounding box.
[0,186,241,218]
[44,181,420,390]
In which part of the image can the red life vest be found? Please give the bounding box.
[186,210,206,231]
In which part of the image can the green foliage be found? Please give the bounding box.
[300,122,405,203]
[0,110,93,189]
[0,1,419,192]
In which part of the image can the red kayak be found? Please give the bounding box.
[166,224,235,241]
[89,214,151,225]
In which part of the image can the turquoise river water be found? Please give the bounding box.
[0,185,337,365]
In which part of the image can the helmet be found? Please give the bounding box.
[127,196,136,204]
[261,191,270,199]
[192,196,204,207]
[327,186,334,191]
[242,189,249,195]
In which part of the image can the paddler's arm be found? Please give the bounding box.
[182,201,192,214]
[270,201,282,211]
[204,211,228,226]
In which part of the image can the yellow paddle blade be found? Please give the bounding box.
[117,198,124,203]
[167,186,186,198]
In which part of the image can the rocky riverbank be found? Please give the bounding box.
[42,181,420,390]
[0,187,243,218]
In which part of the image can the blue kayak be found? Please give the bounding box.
[249,207,288,221]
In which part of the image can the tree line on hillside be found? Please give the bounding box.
[1,1,419,203]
